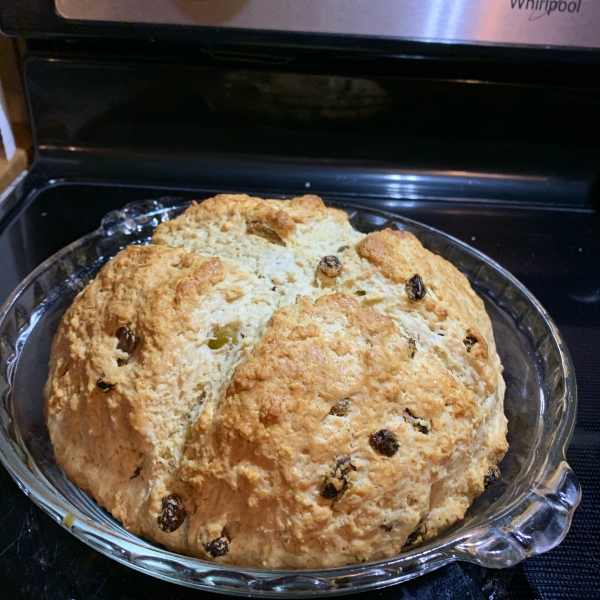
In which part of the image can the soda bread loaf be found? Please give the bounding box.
[44,194,507,568]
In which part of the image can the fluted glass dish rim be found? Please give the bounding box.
[0,198,580,597]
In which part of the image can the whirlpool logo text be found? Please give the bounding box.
[510,0,582,19]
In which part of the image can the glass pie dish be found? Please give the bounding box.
[0,198,581,596]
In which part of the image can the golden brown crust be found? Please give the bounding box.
[354,229,501,398]
[357,229,415,283]
[155,194,297,240]
[286,194,348,223]
[44,243,274,550]
[45,194,507,569]
[153,194,348,245]
[182,293,481,567]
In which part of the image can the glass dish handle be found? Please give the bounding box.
[100,198,189,236]
[448,459,581,569]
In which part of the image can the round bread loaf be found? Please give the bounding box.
[44,194,507,568]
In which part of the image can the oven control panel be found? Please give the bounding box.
[55,0,599,49]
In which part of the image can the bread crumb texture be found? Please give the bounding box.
[45,194,507,568]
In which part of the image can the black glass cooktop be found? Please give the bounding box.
[0,173,598,600]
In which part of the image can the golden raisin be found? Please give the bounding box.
[208,326,238,350]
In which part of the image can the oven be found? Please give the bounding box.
[0,2,599,598]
